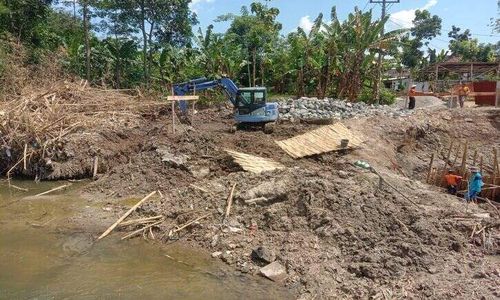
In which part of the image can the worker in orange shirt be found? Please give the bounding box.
[408,84,417,109]
[407,84,434,109]
[444,169,462,195]
[457,82,470,108]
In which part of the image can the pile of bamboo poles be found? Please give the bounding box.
[0,80,166,178]
[426,142,499,202]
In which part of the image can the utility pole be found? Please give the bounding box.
[370,0,399,104]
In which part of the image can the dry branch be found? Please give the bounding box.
[34,184,70,197]
[97,191,156,240]
[224,183,237,220]
[118,215,163,227]
[169,212,212,237]
[121,219,164,240]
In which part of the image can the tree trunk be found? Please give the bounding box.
[252,48,256,87]
[260,58,264,87]
[140,1,149,89]
[247,51,251,87]
[298,66,305,97]
[322,52,331,98]
[82,1,90,82]
[147,21,154,82]
[115,58,121,89]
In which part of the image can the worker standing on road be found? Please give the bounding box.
[444,169,462,195]
[466,167,483,202]
[458,82,470,108]
[408,84,417,109]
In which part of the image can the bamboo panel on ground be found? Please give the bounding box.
[225,149,285,174]
[275,123,364,159]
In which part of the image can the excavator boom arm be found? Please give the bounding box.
[173,77,242,106]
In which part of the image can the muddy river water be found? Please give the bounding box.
[0,180,290,299]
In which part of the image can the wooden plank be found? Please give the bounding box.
[275,123,363,158]
[166,96,199,101]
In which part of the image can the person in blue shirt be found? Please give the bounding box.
[466,167,483,202]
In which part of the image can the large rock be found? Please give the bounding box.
[259,261,287,282]
[156,147,189,168]
[251,246,276,263]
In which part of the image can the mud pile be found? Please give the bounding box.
[129,161,498,299]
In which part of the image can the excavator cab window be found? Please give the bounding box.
[236,89,266,107]
[238,91,252,105]
[254,91,265,105]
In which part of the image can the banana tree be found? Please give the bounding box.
[323,7,405,101]
[105,39,138,88]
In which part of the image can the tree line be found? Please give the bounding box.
[0,0,498,103]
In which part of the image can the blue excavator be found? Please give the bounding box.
[173,77,279,133]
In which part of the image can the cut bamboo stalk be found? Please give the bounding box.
[97,191,156,240]
[171,87,175,134]
[493,148,498,199]
[170,212,212,236]
[472,149,478,166]
[34,184,70,197]
[171,100,175,134]
[92,156,99,179]
[480,156,484,174]
[10,184,28,192]
[118,215,163,227]
[189,184,209,193]
[224,183,237,220]
[23,143,27,171]
[426,153,435,183]
[445,141,454,162]
[460,141,468,175]
[452,144,461,166]
[438,141,454,186]
[121,219,164,240]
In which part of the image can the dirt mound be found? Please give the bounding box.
[123,162,496,299]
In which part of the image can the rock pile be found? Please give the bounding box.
[277,97,412,120]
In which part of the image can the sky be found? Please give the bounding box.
[190,0,500,51]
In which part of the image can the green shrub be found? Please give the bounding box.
[358,86,396,105]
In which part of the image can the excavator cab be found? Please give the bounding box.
[234,87,278,133]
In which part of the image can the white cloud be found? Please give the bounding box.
[299,16,314,33]
[189,0,215,13]
[422,0,438,10]
[389,0,438,29]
